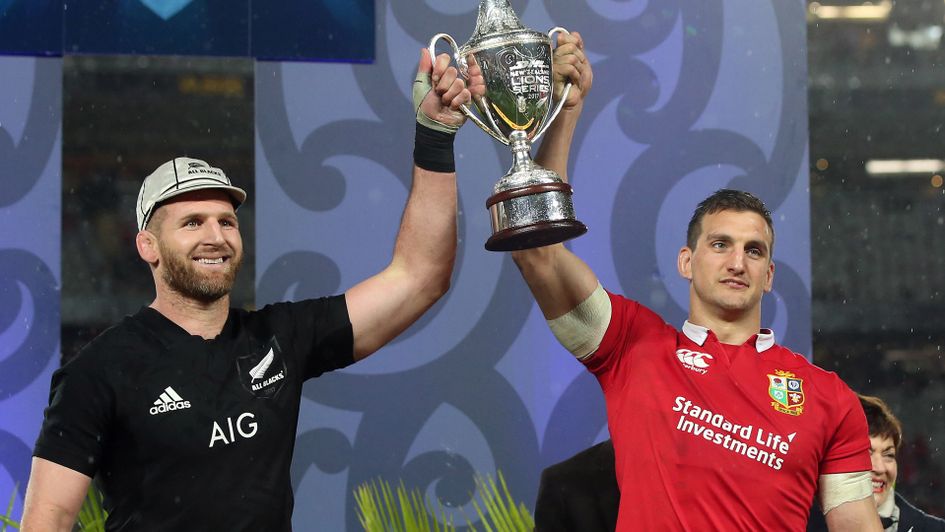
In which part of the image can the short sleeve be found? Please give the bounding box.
[262,296,354,379]
[582,292,666,388]
[33,360,113,477]
[819,382,872,475]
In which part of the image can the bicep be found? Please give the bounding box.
[511,244,600,319]
[823,496,882,532]
[21,457,92,531]
[346,266,432,361]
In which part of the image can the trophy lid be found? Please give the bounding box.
[468,0,538,44]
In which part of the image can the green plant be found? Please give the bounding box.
[470,473,534,532]
[76,486,107,531]
[1,483,19,530]
[355,479,455,532]
[354,471,534,532]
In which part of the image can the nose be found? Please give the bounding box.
[871,452,886,474]
[203,220,226,244]
[727,250,746,273]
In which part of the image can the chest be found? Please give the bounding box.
[109,336,300,457]
[609,338,832,476]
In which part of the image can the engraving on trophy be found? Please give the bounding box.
[429,0,587,251]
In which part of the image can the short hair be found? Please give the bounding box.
[686,189,775,252]
[858,393,902,451]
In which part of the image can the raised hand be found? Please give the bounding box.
[552,31,593,111]
[414,48,471,132]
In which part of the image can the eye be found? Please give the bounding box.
[185,219,200,228]
[747,247,763,257]
[711,241,726,249]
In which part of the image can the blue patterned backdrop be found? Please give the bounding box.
[0,56,61,519]
[256,0,810,529]
[0,0,810,528]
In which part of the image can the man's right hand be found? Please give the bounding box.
[552,31,593,111]
[414,48,472,132]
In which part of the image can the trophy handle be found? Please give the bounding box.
[531,26,574,143]
[428,33,509,145]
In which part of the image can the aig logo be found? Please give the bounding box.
[676,349,713,375]
[209,412,258,448]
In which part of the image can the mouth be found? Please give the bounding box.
[194,256,229,267]
[720,278,748,289]
[872,479,886,493]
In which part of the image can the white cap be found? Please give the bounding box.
[136,157,247,231]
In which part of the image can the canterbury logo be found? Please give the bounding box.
[676,349,713,374]
[149,386,192,415]
[248,349,274,381]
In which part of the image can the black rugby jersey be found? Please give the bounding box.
[34,296,353,531]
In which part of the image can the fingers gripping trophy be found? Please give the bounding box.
[430,0,587,251]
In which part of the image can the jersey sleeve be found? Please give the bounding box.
[265,295,354,379]
[582,291,666,389]
[819,380,872,475]
[32,358,113,478]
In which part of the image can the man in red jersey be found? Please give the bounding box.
[520,34,882,532]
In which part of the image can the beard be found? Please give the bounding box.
[158,241,242,303]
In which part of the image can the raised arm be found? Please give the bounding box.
[20,457,91,531]
[511,31,599,320]
[345,49,470,360]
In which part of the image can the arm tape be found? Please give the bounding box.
[818,471,872,514]
[546,283,611,360]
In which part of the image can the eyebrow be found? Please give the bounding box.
[704,232,770,254]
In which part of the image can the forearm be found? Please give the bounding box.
[513,102,594,318]
[347,164,457,360]
[512,244,598,319]
[391,164,458,296]
[21,458,89,532]
[20,506,76,532]
[534,103,582,182]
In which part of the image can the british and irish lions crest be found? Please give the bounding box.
[768,370,805,416]
[430,0,587,251]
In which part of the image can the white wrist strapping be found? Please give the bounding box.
[546,283,611,360]
[413,71,459,134]
[818,471,872,514]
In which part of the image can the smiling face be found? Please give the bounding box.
[678,209,775,322]
[869,434,898,508]
[143,189,243,303]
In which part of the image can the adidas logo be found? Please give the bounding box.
[150,386,192,416]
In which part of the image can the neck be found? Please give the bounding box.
[150,289,230,340]
[877,490,896,518]
[688,303,762,345]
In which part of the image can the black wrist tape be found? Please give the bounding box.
[414,123,456,173]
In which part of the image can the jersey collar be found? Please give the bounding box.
[682,320,776,353]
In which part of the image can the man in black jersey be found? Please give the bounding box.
[20,50,479,531]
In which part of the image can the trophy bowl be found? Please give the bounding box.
[430,0,587,252]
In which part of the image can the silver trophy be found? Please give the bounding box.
[430,0,587,252]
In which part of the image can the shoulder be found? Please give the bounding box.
[67,314,152,369]
[603,290,673,333]
[768,344,849,387]
[247,295,348,321]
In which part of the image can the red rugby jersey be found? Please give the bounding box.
[585,292,871,531]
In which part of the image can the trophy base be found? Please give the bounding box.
[485,182,587,251]
[485,219,588,251]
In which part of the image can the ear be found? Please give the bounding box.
[763,260,775,292]
[136,230,160,265]
[677,246,693,280]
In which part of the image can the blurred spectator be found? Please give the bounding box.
[808,394,945,531]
